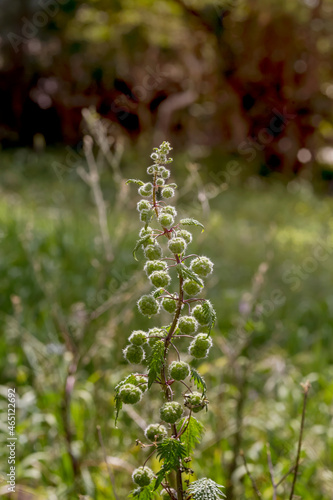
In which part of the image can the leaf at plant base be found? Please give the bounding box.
[126,179,145,186]
[147,340,165,388]
[186,478,226,499]
[179,218,204,232]
[177,416,205,455]
[133,235,153,261]
[190,367,207,395]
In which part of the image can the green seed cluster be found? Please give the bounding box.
[132,466,155,486]
[123,344,145,364]
[160,401,183,423]
[148,327,166,347]
[190,256,214,277]
[168,237,187,255]
[192,303,210,325]
[144,423,168,442]
[176,229,192,244]
[169,361,190,381]
[183,278,203,296]
[158,212,174,227]
[128,330,148,346]
[149,270,171,288]
[162,297,178,313]
[144,243,162,260]
[138,182,153,197]
[189,333,213,359]
[137,295,160,316]
[119,384,142,404]
[178,315,198,334]
[144,260,167,276]
[184,392,208,413]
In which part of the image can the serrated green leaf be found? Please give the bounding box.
[153,469,165,491]
[156,438,187,472]
[202,301,217,334]
[133,235,152,261]
[190,368,207,395]
[186,478,226,499]
[126,178,144,186]
[114,393,122,427]
[147,340,165,388]
[180,218,204,232]
[177,416,205,455]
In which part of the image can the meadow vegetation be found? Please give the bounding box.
[0,147,332,499]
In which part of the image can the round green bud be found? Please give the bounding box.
[147,165,155,174]
[190,257,214,277]
[132,466,155,487]
[119,384,142,404]
[144,260,167,276]
[133,375,148,392]
[178,315,198,334]
[183,278,203,296]
[162,187,175,198]
[161,205,177,216]
[184,391,207,413]
[158,213,174,227]
[176,229,192,244]
[161,168,171,179]
[137,295,160,316]
[162,297,178,313]
[123,344,145,364]
[189,333,213,358]
[140,227,153,237]
[140,210,151,223]
[144,423,168,442]
[137,200,151,212]
[139,227,154,247]
[148,328,166,347]
[138,182,153,197]
[151,152,159,161]
[156,178,165,186]
[169,361,190,381]
[128,330,148,346]
[192,304,210,326]
[149,270,171,288]
[144,244,163,260]
[160,402,183,423]
[168,237,186,255]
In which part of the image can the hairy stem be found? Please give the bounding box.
[153,173,185,499]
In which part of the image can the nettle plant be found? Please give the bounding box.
[115,142,225,500]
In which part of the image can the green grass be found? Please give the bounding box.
[0,148,332,499]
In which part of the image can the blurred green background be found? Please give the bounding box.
[1,0,333,499]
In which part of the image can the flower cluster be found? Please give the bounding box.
[116,142,217,499]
